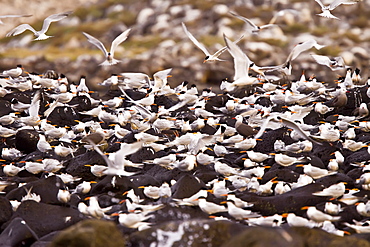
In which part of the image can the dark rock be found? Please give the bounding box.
[0,217,39,247]
[6,175,65,204]
[15,129,39,154]
[65,150,107,180]
[49,219,125,247]
[0,99,12,117]
[47,106,80,127]
[128,219,247,247]
[0,196,13,227]
[225,226,370,247]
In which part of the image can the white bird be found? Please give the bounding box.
[302,206,340,222]
[117,209,152,230]
[182,22,241,63]
[223,200,260,220]
[1,64,23,78]
[196,196,227,214]
[230,11,277,33]
[103,141,144,176]
[83,29,131,66]
[324,202,342,215]
[311,54,346,71]
[255,115,322,145]
[283,213,317,228]
[315,0,358,20]
[221,34,259,92]
[6,11,72,40]
[298,164,336,179]
[0,14,32,25]
[260,39,325,76]
[24,161,44,174]
[344,222,370,234]
[140,185,160,200]
[3,164,24,176]
[79,196,111,219]
[271,153,305,167]
[57,189,71,203]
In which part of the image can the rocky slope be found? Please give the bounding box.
[0,0,369,89]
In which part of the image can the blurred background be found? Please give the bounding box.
[0,0,369,90]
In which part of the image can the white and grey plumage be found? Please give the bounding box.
[312,182,346,198]
[315,0,358,20]
[182,22,243,63]
[311,54,346,71]
[83,29,131,66]
[260,39,325,75]
[230,11,277,33]
[254,116,322,145]
[1,64,23,78]
[221,34,259,92]
[0,14,32,25]
[6,11,72,40]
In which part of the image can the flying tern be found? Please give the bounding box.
[311,54,346,71]
[230,11,277,33]
[83,29,131,66]
[220,34,259,92]
[182,22,243,63]
[314,0,359,20]
[6,11,72,40]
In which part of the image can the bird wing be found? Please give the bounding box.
[259,24,277,30]
[278,117,323,145]
[311,54,332,67]
[223,34,251,81]
[182,22,210,56]
[254,115,274,139]
[118,85,153,119]
[0,14,32,18]
[6,24,37,36]
[315,0,325,9]
[83,32,108,56]
[40,11,72,34]
[329,0,357,10]
[28,90,41,117]
[213,35,244,58]
[286,39,322,63]
[230,12,258,30]
[110,29,131,56]
[111,142,143,172]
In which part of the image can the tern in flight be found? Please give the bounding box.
[6,11,72,40]
[182,22,243,63]
[314,0,359,20]
[230,11,277,33]
[83,29,131,66]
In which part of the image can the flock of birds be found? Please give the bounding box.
[0,0,370,244]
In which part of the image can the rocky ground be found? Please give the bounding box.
[0,0,370,247]
[0,0,369,88]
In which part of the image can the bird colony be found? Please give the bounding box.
[0,0,370,245]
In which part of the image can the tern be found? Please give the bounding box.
[83,29,131,66]
[254,115,322,145]
[260,39,325,76]
[6,11,72,40]
[230,11,277,33]
[220,34,259,92]
[311,54,346,70]
[0,14,32,25]
[182,22,243,63]
[315,0,358,20]
[1,64,23,78]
